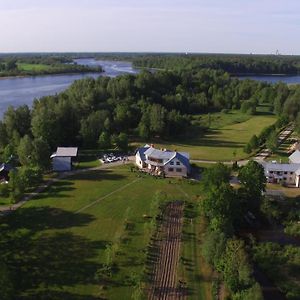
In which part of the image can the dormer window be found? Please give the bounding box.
[170,161,174,165]
[176,162,180,165]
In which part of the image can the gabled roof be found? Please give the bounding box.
[289,150,300,163]
[170,152,190,169]
[138,145,190,169]
[136,144,150,161]
[144,147,175,160]
[51,147,78,158]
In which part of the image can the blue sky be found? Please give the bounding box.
[0,0,299,54]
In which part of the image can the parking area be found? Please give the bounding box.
[99,153,129,164]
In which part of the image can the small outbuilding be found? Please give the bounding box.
[50,147,78,172]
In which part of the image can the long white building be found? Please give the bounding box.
[262,150,300,187]
[135,144,191,177]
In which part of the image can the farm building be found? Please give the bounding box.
[51,147,78,171]
[135,144,190,177]
[262,150,300,187]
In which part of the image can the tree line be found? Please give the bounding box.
[0,58,103,77]
[201,161,266,299]
[133,53,300,75]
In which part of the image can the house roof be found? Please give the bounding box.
[138,146,190,169]
[136,144,150,161]
[144,147,175,160]
[262,162,300,173]
[51,147,78,158]
[172,152,190,169]
[289,150,300,163]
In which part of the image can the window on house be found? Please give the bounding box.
[176,162,180,165]
[283,177,287,180]
[284,171,288,175]
[168,168,174,172]
[170,161,174,165]
[269,171,273,174]
[290,172,294,175]
[176,168,182,172]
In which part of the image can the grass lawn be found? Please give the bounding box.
[178,191,213,300]
[0,196,11,206]
[134,112,276,161]
[17,63,52,72]
[0,166,211,299]
[74,155,101,170]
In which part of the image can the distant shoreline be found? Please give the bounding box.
[0,71,103,80]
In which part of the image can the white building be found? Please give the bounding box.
[262,150,300,187]
[289,149,300,164]
[135,144,191,177]
[51,147,78,171]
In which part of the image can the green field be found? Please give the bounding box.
[1,166,211,299]
[17,63,53,72]
[136,111,276,161]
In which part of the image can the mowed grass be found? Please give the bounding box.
[1,166,211,299]
[143,113,276,161]
[177,187,213,300]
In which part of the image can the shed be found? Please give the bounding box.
[51,147,78,171]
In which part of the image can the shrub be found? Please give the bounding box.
[0,184,9,198]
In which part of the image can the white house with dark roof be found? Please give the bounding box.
[136,145,190,177]
[262,150,300,187]
[50,147,78,171]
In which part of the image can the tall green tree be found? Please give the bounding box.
[17,135,33,166]
[238,161,266,213]
[98,132,111,149]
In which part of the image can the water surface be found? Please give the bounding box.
[0,59,138,116]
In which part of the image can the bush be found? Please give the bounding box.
[284,223,300,237]
[0,184,9,198]
[243,143,252,154]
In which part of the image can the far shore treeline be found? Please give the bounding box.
[132,53,300,75]
[0,55,103,77]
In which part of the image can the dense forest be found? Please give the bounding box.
[133,54,300,75]
[0,68,299,165]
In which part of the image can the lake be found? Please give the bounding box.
[0,58,300,116]
[237,74,300,84]
[0,59,138,116]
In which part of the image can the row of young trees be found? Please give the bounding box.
[200,162,266,299]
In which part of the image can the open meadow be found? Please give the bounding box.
[0,165,212,300]
[134,111,277,161]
